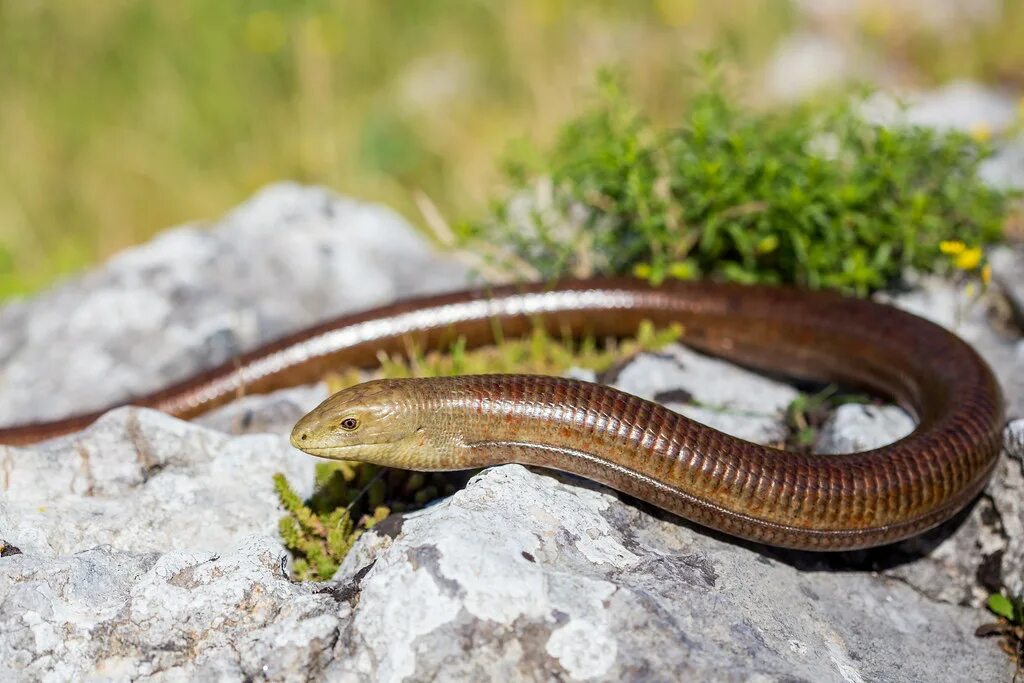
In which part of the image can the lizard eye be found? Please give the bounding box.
[340,417,359,431]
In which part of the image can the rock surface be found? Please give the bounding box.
[991,245,1024,328]
[762,32,868,102]
[0,182,469,425]
[2,185,1023,681]
[330,464,1013,683]
[815,404,915,455]
[0,407,316,558]
[980,139,1024,191]
[0,536,344,682]
[860,80,1021,136]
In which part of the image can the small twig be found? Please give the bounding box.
[573,229,594,279]
[412,188,535,282]
[413,188,457,247]
[718,201,768,220]
[346,468,388,513]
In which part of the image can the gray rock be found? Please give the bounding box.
[874,420,1024,607]
[1,186,1021,681]
[990,245,1024,329]
[0,182,469,425]
[195,383,331,437]
[0,407,315,557]
[860,81,1019,136]
[996,419,1024,599]
[0,536,345,682]
[325,464,1010,682]
[809,397,1020,607]
[762,32,866,102]
[815,404,914,455]
[870,278,1024,605]
[2,440,1015,682]
[980,138,1024,190]
[612,344,798,445]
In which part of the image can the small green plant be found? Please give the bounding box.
[977,592,1024,673]
[276,319,682,580]
[323,319,682,389]
[460,70,1017,295]
[782,385,872,452]
[274,472,390,582]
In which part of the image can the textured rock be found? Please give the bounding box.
[5,457,1012,682]
[1,185,1021,681]
[808,399,1021,607]
[326,464,1010,682]
[990,245,1024,329]
[0,182,469,425]
[859,278,1023,607]
[195,384,331,438]
[0,536,345,682]
[0,407,315,557]
[815,404,914,455]
[996,420,1024,599]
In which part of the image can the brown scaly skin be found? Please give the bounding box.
[0,279,1005,550]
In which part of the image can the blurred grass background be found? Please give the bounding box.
[1,0,1022,298]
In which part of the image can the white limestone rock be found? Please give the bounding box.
[1,185,1021,681]
[324,464,1012,682]
[860,81,1020,136]
[0,537,344,682]
[815,404,914,455]
[0,182,469,425]
[0,407,315,557]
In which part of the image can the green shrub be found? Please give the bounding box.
[460,71,1017,295]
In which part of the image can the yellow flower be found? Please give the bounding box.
[633,263,653,279]
[969,123,992,143]
[667,261,697,280]
[982,264,992,285]
[756,235,779,254]
[939,240,966,255]
[954,247,982,271]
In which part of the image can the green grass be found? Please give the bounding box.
[5,3,1024,299]
[0,0,797,298]
[460,70,1018,295]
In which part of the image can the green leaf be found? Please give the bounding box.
[987,593,1017,622]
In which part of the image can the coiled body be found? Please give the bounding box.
[0,279,1005,550]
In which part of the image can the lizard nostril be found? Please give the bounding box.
[300,433,308,441]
